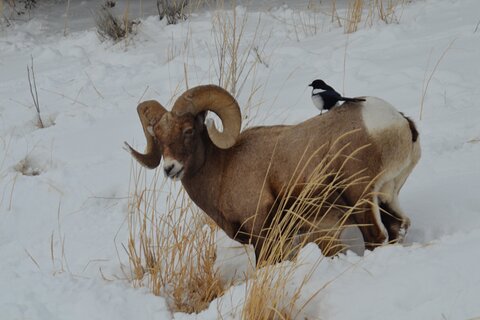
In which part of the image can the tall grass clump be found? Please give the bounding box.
[211,2,266,98]
[242,132,372,319]
[210,2,271,129]
[341,0,408,33]
[126,162,225,313]
[345,0,363,33]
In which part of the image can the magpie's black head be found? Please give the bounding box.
[308,79,329,90]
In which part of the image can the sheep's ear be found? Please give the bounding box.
[196,111,207,129]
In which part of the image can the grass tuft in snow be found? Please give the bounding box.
[27,56,45,129]
[14,156,41,176]
[126,162,225,314]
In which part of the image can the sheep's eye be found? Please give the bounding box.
[183,127,194,136]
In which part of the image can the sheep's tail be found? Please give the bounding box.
[400,112,418,142]
[400,113,419,142]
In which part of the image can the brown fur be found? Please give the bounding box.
[180,104,412,258]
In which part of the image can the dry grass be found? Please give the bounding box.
[0,136,10,209]
[341,0,408,34]
[95,4,138,43]
[268,0,408,39]
[241,132,373,319]
[370,0,407,25]
[260,131,371,266]
[2,0,35,19]
[27,56,45,129]
[63,0,71,36]
[50,201,70,275]
[14,156,41,176]
[209,2,271,131]
[345,0,363,34]
[211,1,265,98]
[291,9,323,40]
[0,0,5,26]
[125,129,372,317]
[157,0,189,25]
[0,136,18,212]
[126,161,225,313]
[420,38,456,120]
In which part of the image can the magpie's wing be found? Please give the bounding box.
[322,90,342,99]
[314,90,342,110]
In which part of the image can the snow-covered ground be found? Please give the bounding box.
[1,0,480,319]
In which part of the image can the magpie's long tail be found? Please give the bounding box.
[339,97,366,103]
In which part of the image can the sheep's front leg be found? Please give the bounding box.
[243,192,277,267]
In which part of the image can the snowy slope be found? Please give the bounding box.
[1,0,480,319]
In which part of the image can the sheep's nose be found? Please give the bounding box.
[164,164,174,176]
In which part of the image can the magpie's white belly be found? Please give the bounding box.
[311,95,324,112]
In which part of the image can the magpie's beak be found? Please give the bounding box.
[308,83,313,87]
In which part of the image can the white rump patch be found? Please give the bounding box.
[361,97,404,134]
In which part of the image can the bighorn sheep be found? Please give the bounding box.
[125,84,420,262]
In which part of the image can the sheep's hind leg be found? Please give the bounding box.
[356,193,389,251]
[378,180,411,243]
[379,200,410,243]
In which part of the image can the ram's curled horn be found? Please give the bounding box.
[124,100,167,169]
[171,84,242,149]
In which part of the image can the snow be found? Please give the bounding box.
[1,0,480,319]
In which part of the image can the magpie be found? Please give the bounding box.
[309,79,365,114]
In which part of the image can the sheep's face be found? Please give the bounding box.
[152,112,205,180]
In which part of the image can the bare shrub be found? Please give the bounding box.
[94,4,138,43]
[4,0,36,17]
[157,0,189,25]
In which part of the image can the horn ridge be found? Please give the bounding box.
[127,100,167,168]
[172,85,241,149]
